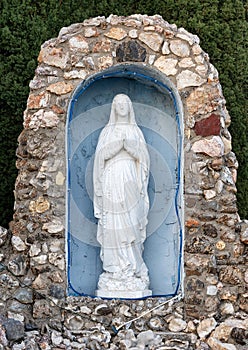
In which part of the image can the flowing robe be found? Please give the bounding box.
[93,100,150,285]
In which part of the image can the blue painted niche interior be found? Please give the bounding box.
[67,65,183,298]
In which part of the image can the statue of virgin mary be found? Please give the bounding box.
[93,94,151,298]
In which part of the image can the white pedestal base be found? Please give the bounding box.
[95,289,152,299]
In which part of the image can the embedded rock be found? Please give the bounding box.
[192,136,224,157]
[176,70,205,89]
[197,317,217,338]
[4,318,24,341]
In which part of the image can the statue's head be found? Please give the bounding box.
[110,94,135,124]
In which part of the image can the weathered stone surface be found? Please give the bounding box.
[13,288,33,304]
[139,32,163,51]
[219,266,243,284]
[25,109,60,130]
[240,225,248,244]
[0,323,8,347]
[231,327,248,346]
[168,318,187,332]
[176,27,200,45]
[192,136,224,157]
[105,27,127,40]
[129,29,138,38]
[29,196,50,213]
[92,38,111,52]
[220,302,235,315]
[64,70,87,79]
[47,81,73,95]
[176,70,205,89]
[30,255,47,265]
[162,41,170,54]
[116,40,146,62]
[204,189,217,200]
[49,284,65,299]
[69,35,89,52]
[38,47,69,69]
[194,114,221,137]
[170,39,190,57]
[0,227,8,246]
[42,219,64,234]
[8,256,27,276]
[27,92,50,109]
[179,57,195,68]
[65,315,84,330]
[186,85,221,115]
[84,27,98,37]
[197,317,217,338]
[48,253,65,270]
[185,253,212,272]
[33,300,51,318]
[154,57,177,75]
[207,337,237,350]
[3,319,24,342]
[98,56,113,69]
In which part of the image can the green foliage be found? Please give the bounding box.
[0,0,247,226]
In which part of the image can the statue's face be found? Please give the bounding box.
[116,96,130,120]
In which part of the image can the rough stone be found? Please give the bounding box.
[30,255,47,265]
[154,57,178,75]
[11,236,26,252]
[69,35,89,52]
[8,256,27,276]
[192,136,224,157]
[212,323,233,342]
[231,327,248,346]
[194,114,221,137]
[29,196,50,213]
[0,324,8,347]
[0,227,8,246]
[64,70,87,79]
[27,92,50,109]
[49,284,65,299]
[84,27,98,37]
[186,85,221,115]
[178,57,195,68]
[170,39,190,57]
[4,318,25,341]
[98,56,113,69]
[161,41,170,54]
[92,38,111,52]
[240,226,248,244]
[42,219,64,234]
[105,27,127,40]
[38,47,69,69]
[168,318,187,332]
[47,81,73,95]
[204,190,217,200]
[139,32,163,51]
[176,70,205,89]
[116,41,146,62]
[13,288,33,304]
[129,29,138,38]
[207,337,237,350]
[197,317,217,338]
[26,110,60,130]
[48,253,65,270]
[220,302,235,315]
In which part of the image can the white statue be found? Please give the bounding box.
[93,94,151,298]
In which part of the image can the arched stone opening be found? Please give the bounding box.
[66,64,184,297]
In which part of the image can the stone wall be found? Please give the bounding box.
[0,15,247,349]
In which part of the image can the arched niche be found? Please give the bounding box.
[66,63,184,298]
